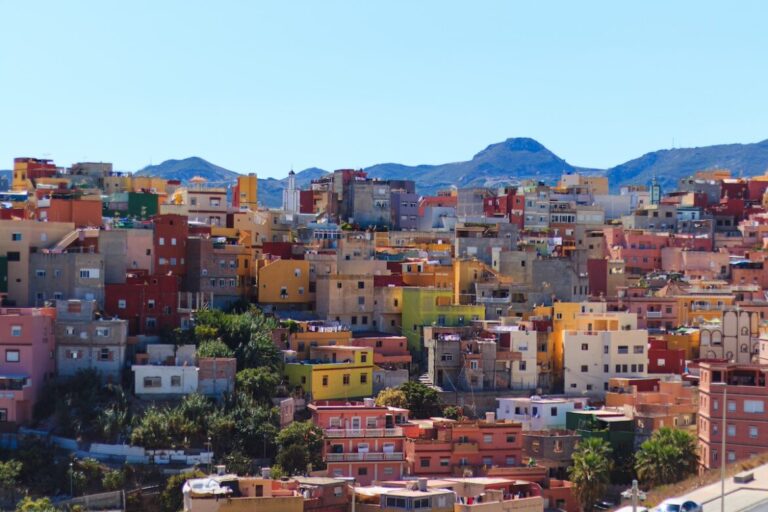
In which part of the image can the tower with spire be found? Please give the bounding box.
[282,169,300,214]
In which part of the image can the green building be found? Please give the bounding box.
[401,287,485,353]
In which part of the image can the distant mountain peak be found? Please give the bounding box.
[474,137,549,159]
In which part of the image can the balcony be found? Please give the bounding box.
[645,311,663,318]
[475,296,511,304]
[325,451,404,462]
[325,427,403,438]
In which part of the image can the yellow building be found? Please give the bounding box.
[257,259,313,306]
[400,260,453,289]
[531,302,608,386]
[659,328,701,360]
[237,173,259,211]
[453,259,507,305]
[284,346,374,400]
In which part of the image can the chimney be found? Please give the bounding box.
[485,412,496,423]
[418,478,428,492]
[261,467,272,479]
[215,465,226,476]
[364,397,376,407]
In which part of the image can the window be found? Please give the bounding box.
[360,374,367,384]
[750,426,758,438]
[728,401,737,412]
[727,425,736,437]
[146,317,157,328]
[440,458,450,467]
[6,252,19,262]
[10,325,22,337]
[79,268,100,279]
[441,353,453,361]
[604,364,609,373]
[357,467,367,476]
[65,326,75,335]
[505,456,517,465]
[342,374,350,385]
[581,343,589,351]
[634,345,644,354]
[35,269,46,278]
[745,400,765,413]
[506,434,516,443]
[618,345,628,354]
[420,457,430,468]
[5,350,20,363]
[143,376,161,388]
[603,345,609,354]
[357,281,365,289]
[171,375,182,387]
[322,376,329,386]
[95,327,110,337]
[483,434,493,443]
[11,233,21,241]
[483,456,493,466]
[581,365,588,373]
[98,348,111,361]
[118,299,127,309]
[158,237,165,246]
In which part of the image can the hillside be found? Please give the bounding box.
[606,139,768,191]
[106,137,768,206]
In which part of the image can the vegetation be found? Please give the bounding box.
[161,470,204,512]
[15,497,57,512]
[568,437,613,512]
[273,421,325,475]
[374,387,408,409]
[196,339,235,358]
[635,428,699,488]
[399,382,443,419]
[236,367,280,403]
[442,405,464,420]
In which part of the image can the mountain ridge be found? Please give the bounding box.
[10,138,765,207]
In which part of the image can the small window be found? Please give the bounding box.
[143,376,161,388]
[10,326,22,337]
[11,233,21,241]
[171,375,182,387]
[343,374,351,385]
[357,281,365,289]
[5,350,20,363]
[118,299,127,309]
[360,374,368,384]
[322,376,329,386]
[98,348,111,361]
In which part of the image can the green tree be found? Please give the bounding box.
[276,444,310,476]
[442,405,464,420]
[568,437,613,512]
[15,497,57,512]
[197,339,235,358]
[375,388,408,409]
[102,469,125,491]
[160,470,204,512]
[399,382,442,419]
[236,368,279,402]
[635,427,698,488]
[276,420,324,470]
[0,459,21,502]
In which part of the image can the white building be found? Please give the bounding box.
[496,396,588,430]
[132,344,199,397]
[282,170,300,214]
[563,312,649,397]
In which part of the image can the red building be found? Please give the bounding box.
[698,362,768,470]
[648,338,686,374]
[104,272,181,335]
[36,198,102,227]
[153,214,188,277]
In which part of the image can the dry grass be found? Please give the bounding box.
[642,451,768,507]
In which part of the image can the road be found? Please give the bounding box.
[672,462,768,511]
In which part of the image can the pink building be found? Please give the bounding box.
[350,334,412,368]
[309,399,414,485]
[698,361,768,470]
[0,307,56,425]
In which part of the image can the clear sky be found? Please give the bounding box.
[1,1,766,178]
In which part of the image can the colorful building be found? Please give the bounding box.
[284,346,374,401]
[0,306,56,425]
[402,287,485,353]
[310,399,411,485]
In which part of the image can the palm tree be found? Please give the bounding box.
[635,427,699,488]
[568,437,613,511]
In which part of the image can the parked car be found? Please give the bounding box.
[654,499,702,512]
[594,500,615,510]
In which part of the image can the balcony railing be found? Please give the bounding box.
[326,452,404,462]
[475,296,511,304]
[645,311,663,318]
[325,427,403,438]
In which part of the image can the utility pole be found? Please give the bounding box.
[721,385,727,512]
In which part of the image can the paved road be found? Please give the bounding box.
[672,463,768,512]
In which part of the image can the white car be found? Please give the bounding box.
[654,499,702,512]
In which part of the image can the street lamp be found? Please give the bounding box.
[620,479,646,512]
[207,436,213,475]
[69,461,74,497]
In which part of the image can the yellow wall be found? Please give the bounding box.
[676,296,735,326]
[288,329,352,359]
[659,330,701,360]
[258,259,311,304]
[285,348,373,400]
[238,174,259,210]
[453,259,488,304]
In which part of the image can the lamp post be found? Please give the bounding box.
[712,380,727,512]
[620,479,646,512]
[69,461,74,497]
[207,436,213,475]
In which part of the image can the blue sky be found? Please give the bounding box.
[1,1,766,178]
